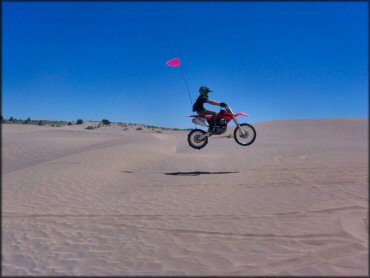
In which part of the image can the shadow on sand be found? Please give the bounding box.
[164,171,239,176]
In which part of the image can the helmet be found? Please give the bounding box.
[199,86,213,95]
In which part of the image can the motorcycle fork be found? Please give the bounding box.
[228,108,246,136]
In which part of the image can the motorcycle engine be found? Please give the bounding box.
[214,119,228,135]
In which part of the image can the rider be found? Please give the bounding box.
[192,86,227,135]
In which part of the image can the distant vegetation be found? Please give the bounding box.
[101,119,111,125]
[2,116,185,131]
[2,117,68,127]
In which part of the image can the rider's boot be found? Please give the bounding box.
[207,125,215,136]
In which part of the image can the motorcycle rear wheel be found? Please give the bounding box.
[188,129,208,149]
[234,123,256,146]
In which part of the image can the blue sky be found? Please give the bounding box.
[3,1,368,128]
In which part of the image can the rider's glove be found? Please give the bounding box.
[219,102,227,107]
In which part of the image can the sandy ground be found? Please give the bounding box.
[2,119,368,276]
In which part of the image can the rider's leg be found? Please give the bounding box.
[198,110,217,134]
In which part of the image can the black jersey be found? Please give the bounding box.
[192,95,208,112]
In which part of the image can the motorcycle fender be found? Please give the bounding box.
[234,112,249,117]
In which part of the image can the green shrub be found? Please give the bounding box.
[38,121,43,126]
[101,119,111,125]
[86,125,95,130]
[67,122,72,126]
[136,127,143,130]
[76,119,83,125]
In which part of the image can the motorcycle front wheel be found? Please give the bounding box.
[234,123,256,146]
[188,129,208,149]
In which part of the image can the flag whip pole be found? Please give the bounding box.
[166,57,196,128]
[179,67,197,129]
[179,67,193,107]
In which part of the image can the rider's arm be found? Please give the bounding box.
[207,99,221,106]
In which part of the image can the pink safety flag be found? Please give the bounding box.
[166,57,181,67]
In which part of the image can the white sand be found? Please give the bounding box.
[2,119,368,275]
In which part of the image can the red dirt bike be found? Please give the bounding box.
[187,105,256,149]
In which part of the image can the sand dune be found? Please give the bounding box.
[2,118,368,275]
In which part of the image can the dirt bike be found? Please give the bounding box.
[187,105,256,149]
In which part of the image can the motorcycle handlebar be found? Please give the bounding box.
[220,105,232,113]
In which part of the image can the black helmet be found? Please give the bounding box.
[199,86,213,95]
